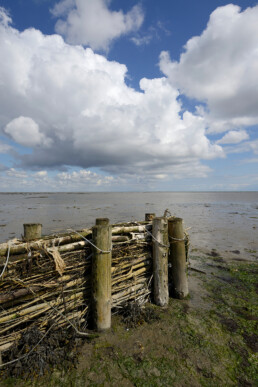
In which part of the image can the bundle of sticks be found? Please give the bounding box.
[0,222,153,352]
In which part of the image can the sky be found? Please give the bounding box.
[0,0,257,192]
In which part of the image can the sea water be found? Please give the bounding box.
[0,192,257,257]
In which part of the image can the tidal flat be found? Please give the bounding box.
[0,192,257,258]
[1,249,257,387]
[0,192,257,385]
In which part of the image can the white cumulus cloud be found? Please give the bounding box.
[159,4,258,133]
[0,8,224,184]
[0,6,11,27]
[4,116,52,147]
[217,130,249,144]
[51,0,144,51]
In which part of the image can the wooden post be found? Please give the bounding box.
[145,213,156,222]
[23,223,42,241]
[96,218,110,226]
[152,217,169,307]
[168,217,189,299]
[91,223,112,331]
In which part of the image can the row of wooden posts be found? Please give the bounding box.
[22,214,189,332]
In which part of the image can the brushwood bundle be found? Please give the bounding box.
[0,213,190,377]
[0,222,153,353]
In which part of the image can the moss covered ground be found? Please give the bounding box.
[1,251,257,387]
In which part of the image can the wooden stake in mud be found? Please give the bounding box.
[23,223,42,241]
[168,217,189,299]
[152,217,169,307]
[96,218,110,226]
[92,222,112,331]
[145,213,156,222]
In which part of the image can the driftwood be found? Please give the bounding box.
[52,235,129,254]
[0,230,92,257]
[0,225,150,257]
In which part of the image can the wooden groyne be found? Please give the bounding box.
[0,212,189,365]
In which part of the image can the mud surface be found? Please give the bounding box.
[1,249,257,387]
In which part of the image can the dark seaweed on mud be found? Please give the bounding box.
[1,325,84,379]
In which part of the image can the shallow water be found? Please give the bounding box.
[0,192,257,259]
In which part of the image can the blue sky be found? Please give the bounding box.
[0,0,257,191]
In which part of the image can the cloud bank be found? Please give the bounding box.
[0,7,223,186]
[0,168,119,191]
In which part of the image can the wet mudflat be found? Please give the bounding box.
[1,249,257,387]
[1,192,257,385]
[1,192,258,261]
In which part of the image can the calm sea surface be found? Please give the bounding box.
[0,192,257,257]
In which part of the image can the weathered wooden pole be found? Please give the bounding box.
[96,218,110,226]
[145,213,156,222]
[23,223,42,241]
[91,221,112,331]
[152,217,169,307]
[168,217,189,299]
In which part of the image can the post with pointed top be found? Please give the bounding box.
[92,219,112,331]
[168,217,189,299]
[152,217,169,307]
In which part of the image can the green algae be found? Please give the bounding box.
[1,257,257,386]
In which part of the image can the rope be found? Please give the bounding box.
[133,220,187,245]
[134,222,170,248]
[169,236,187,242]
[163,209,172,217]
[0,243,11,279]
[67,229,112,254]
[145,228,170,248]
